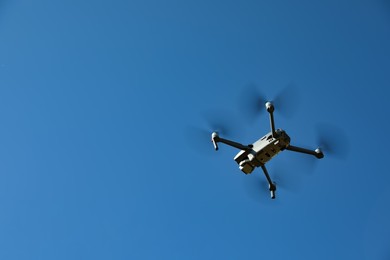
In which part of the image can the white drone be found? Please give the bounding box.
[211,101,324,199]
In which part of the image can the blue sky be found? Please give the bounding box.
[0,0,390,259]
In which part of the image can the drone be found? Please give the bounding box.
[211,101,324,199]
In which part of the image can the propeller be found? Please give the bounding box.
[316,123,350,160]
[272,163,303,193]
[285,123,350,172]
[238,83,300,124]
[272,83,301,118]
[281,123,351,177]
[242,164,300,203]
[238,84,267,121]
[201,109,239,137]
[242,173,279,205]
[186,109,244,155]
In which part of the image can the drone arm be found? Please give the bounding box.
[269,112,276,137]
[286,145,324,159]
[213,136,251,151]
[265,102,277,137]
[260,165,276,199]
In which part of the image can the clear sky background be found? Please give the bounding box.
[0,0,390,259]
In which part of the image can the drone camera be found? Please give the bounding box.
[239,160,254,174]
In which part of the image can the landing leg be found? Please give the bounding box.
[260,165,276,199]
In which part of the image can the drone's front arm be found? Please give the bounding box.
[211,132,251,151]
[286,145,324,159]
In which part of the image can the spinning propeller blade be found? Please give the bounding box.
[272,83,301,118]
[238,83,300,124]
[185,126,213,154]
[201,109,238,137]
[272,164,302,193]
[316,123,350,160]
[242,174,279,205]
[242,164,300,204]
[238,84,267,122]
[186,109,243,154]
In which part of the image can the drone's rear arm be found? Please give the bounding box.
[260,165,276,199]
[265,102,277,137]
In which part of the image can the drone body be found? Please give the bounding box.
[233,129,290,174]
[211,101,324,199]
